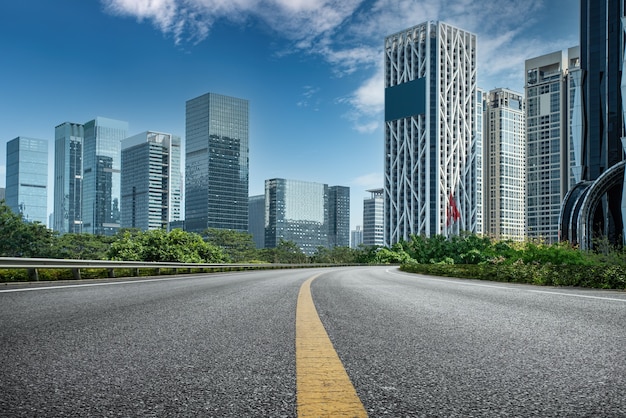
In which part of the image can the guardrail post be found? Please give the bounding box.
[27,268,39,281]
[72,268,81,280]
[107,268,115,278]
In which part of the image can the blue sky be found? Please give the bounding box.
[0,0,578,231]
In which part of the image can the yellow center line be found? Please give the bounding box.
[296,274,368,417]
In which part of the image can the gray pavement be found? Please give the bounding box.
[2,266,626,417]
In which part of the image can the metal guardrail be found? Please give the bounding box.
[0,257,324,281]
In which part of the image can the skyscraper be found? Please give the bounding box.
[363,188,384,246]
[264,178,328,256]
[560,0,625,249]
[351,226,363,248]
[81,117,128,235]
[525,48,580,244]
[384,21,477,245]
[6,137,48,224]
[476,88,485,235]
[483,88,526,241]
[328,185,350,247]
[248,194,265,249]
[121,131,182,231]
[53,122,84,234]
[185,92,249,233]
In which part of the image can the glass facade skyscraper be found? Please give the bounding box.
[248,194,265,249]
[121,131,182,230]
[6,137,48,225]
[561,0,626,249]
[265,178,328,256]
[81,117,128,235]
[185,92,249,233]
[53,122,84,234]
[384,21,477,245]
[328,185,350,247]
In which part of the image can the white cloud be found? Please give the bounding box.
[102,0,577,131]
[351,172,383,189]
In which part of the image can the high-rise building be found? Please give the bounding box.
[384,21,477,245]
[6,137,48,224]
[248,194,265,249]
[185,92,249,233]
[561,0,625,249]
[350,226,363,248]
[363,188,384,246]
[81,117,128,235]
[476,88,485,235]
[264,178,328,256]
[53,122,84,234]
[525,48,580,243]
[121,131,182,231]
[328,185,350,247]
[483,88,526,241]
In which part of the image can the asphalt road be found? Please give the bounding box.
[1,266,626,417]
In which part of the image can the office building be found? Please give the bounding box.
[81,117,128,235]
[264,178,328,256]
[561,0,625,249]
[483,88,526,241]
[363,188,384,246]
[384,21,477,245]
[53,122,84,234]
[248,194,265,248]
[121,131,182,231]
[476,88,485,235]
[525,48,580,243]
[328,185,350,247]
[5,137,48,224]
[185,92,249,233]
[351,226,363,248]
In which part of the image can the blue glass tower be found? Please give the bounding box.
[6,137,48,224]
[53,122,84,234]
[185,93,249,233]
[81,117,128,235]
[265,178,329,256]
[328,185,350,247]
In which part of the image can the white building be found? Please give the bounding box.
[363,189,384,246]
[525,47,580,243]
[384,21,477,245]
[483,88,526,241]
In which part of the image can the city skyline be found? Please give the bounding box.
[0,1,578,230]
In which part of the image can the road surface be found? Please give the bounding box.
[1,266,626,416]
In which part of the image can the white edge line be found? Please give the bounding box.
[386,268,626,303]
[0,272,241,293]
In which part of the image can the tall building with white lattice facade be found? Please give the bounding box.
[384,21,477,245]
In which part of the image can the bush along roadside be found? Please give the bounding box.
[400,260,626,290]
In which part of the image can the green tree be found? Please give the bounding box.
[107,229,226,263]
[52,233,115,260]
[259,239,308,264]
[0,201,56,257]
[202,228,258,262]
[353,245,381,264]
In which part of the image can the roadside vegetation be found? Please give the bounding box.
[0,200,624,288]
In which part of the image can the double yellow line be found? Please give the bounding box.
[296,274,368,417]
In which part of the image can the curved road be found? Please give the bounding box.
[1,266,626,416]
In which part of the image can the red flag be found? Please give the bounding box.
[447,193,460,226]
